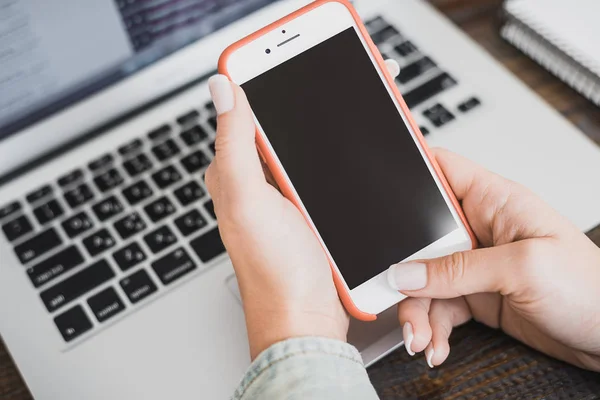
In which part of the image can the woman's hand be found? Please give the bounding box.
[205,60,400,359]
[389,149,600,371]
[205,75,348,360]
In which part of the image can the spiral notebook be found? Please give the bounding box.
[500,0,600,106]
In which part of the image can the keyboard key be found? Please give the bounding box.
[152,248,196,285]
[204,101,215,113]
[27,246,84,288]
[394,41,418,57]
[423,103,456,127]
[152,139,180,162]
[118,138,143,157]
[33,199,64,225]
[120,269,157,304]
[92,195,124,222]
[174,209,207,236]
[458,97,481,113]
[364,16,387,33]
[114,212,147,240]
[208,140,215,154]
[397,57,437,84]
[403,73,458,109]
[148,124,171,141]
[113,242,146,271]
[122,180,153,206]
[2,215,33,242]
[88,154,114,172]
[54,305,92,342]
[419,126,430,136]
[41,259,115,312]
[83,229,116,257]
[94,168,124,192]
[181,150,210,174]
[62,212,94,238]
[370,25,400,44]
[204,200,216,220]
[190,227,226,262]
[0,201,21,220]
[174,181,205,206]
[144,196,175,223]
[57,169,84,188]
[26,185,53,204]
[64,183,95,209]
[176,109,199,126]
[144,225,177,254]
[207,116,217,131]
[15,228,62,264]
[151,165,182,189]
[180,125,209,147]
[87,287,126,323]
[123,153,153,178]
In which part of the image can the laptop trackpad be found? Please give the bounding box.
[225,274,403,366]
[226,274,242,304]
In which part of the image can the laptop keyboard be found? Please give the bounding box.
[364,16,481,133]
[0,16,481,345]
[0,99,221,343]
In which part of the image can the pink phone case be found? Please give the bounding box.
[218,0,478,321]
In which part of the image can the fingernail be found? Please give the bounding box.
[403,322,415,356]
[387,262,427,291]
[208,74,234,115]
[426,344,435,368]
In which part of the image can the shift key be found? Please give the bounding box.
[27,245,84,288]
[40,259,115,312]
[14,228,62,264]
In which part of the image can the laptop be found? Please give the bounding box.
[2,0,600,398]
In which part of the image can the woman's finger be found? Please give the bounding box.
[425,298,471,368]
[387,239,549,299]
[208,75,265,202]
[432,148,571,242]
[397,297,432,355]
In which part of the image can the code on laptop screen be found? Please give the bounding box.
[0,0,279,139]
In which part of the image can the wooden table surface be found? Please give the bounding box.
[2,1,600,399]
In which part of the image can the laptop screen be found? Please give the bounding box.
[0,0,278,140]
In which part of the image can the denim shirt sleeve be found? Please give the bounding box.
[231,337,379,400]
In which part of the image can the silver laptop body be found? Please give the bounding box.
[2,0,600,398]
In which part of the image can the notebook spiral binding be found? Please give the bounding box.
[500,5,600,107]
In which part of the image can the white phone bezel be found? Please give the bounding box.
[224,1,472,315]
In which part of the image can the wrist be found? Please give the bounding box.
[244,309,348,360]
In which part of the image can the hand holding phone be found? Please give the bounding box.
[206,78,349,360]
[205,57,400,358]
[218,0,475,320]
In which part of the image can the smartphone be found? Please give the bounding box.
[218,0,476,320]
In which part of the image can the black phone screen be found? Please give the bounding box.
[242,27,458,289]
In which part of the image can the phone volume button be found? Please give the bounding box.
[256,147,267,164]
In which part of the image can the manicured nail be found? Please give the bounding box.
[387,262,427,291]
[403,322,415,356]
[426,344,435,368]
[208,74,234,115]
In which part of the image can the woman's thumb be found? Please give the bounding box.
[386,241,531,298]
[208,74,265,198]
